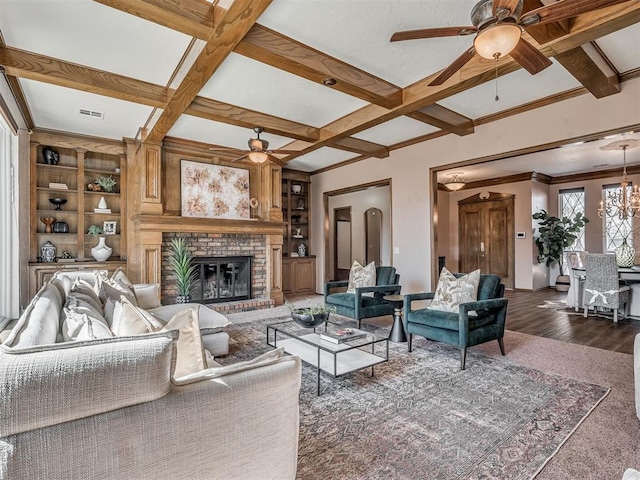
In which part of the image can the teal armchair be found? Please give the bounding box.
[403,273,507,370]
[324,266,401,329]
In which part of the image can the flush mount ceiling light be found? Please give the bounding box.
[597,139,640,219]
[445,173,466,191]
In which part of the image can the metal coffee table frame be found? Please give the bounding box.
[267,320,389,395]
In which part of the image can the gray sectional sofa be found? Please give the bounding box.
[0,271,302,479]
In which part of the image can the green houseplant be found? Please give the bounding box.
[87,224,103,236]
[532,209,589,290]
[168,237,197,303]
[285,299,335,328]
[95,175,118,193]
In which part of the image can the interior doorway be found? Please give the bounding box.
[365,207,382,265]
[458,192,515,289]
[334,207,352,281]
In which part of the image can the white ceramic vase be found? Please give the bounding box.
[91,236,112,262]
[98,196,108,209]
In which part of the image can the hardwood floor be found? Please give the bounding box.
[505,288,640,354]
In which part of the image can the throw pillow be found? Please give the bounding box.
[102,279,137,306]
[112,297,165,336]
[346,261,377,295]
[62,311,113,342]
[70,277,102,307]
[158,307,207,379]
[133,284,162,310]
[174,347,285,385]
[427,267,481,313]
[111,267,134,289]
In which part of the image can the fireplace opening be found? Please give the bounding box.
[191,256,252,304]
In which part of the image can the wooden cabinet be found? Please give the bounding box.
[282,257,316,296]
[29,133,127,297]
[281,170,315,295]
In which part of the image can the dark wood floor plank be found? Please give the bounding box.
[505,289,640,355]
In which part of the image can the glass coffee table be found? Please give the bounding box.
[266,320,389,395]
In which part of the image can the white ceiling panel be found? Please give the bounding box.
[353,117,439,146]
[286,148,359,172]
[256,0,474,87]
[0,0,191,85]
[168,116,294,150]
[20,79,153,140]
[595,24,640,74]
[198,53,368,127]
[438,60,581,119]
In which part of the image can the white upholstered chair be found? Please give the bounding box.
[583,253,630,322]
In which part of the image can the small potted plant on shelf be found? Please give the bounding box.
[87,224,103,236]
[88,175,118,193]
[532,209,589,291]
[286,299,335,328]
[168,237,197,304]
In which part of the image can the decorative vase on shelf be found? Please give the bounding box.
[98,196,108,209]
[41,241,56,263]
[615,237,635,267]
[91,237,113,262]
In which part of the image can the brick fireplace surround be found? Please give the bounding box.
[162,232,275,313]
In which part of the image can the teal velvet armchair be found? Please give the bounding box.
[324,266,401,329]
[403,273,507,370]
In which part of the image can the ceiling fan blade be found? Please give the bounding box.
[231,153,249,162]
[390,26,476,42]
[267,155,287,167]
[428,47,476,86]
[509,38,552,75]
[493,0,521,17]
[522,0,630,26]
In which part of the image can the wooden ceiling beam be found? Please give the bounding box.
[234,25,402,109]
[0,46,168,108]
[554,45,620,98]
[185,97,319,142]
[330,137,389,158]
[94,0,214,40]
[94,1,403,109]
[145,0,273,144]
[522,0,570,45]
[279,2,640,163]
[407,104,475,136]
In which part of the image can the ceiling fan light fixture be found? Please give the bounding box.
[248,151,269,164]
[474,23,521,59]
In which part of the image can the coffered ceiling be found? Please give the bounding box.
[0,0,639,174]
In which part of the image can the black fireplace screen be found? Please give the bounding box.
[191,256,252,304]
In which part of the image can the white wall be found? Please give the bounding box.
[327,186,391,277]
[311,77,640,294]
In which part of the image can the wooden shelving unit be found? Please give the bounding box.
[282,169,315,295]
[28,135,127,297]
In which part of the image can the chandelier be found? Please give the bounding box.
[597,140,640,219]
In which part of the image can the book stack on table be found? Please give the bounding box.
[319,327,367,344]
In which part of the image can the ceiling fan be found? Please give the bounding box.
[390,0,630,86]
[209,127,297,166]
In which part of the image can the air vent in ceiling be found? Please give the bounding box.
[78,109,104,120]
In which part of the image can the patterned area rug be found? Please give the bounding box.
[219,317,609,480]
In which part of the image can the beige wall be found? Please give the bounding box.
[312,77,640,294]
[531,180,550,290]
[326,186,392,277]
[441,181,533,290]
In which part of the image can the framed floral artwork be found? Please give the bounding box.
[181,160,250,220]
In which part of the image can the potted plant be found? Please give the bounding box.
[532,209,589,291]
[286,299,335,328]
[87,224,103,236]
[168,237,197,303]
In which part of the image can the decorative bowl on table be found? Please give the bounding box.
[291,311,329,328]
[49,198,67,210]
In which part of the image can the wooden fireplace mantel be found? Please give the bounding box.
[132,214,286,235]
